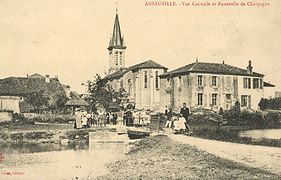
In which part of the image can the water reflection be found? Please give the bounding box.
[0,141,128,179]
[0,142,89,154]
[240,129,281,140]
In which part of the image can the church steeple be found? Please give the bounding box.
[108,13,126,50]
[108,10,126,74]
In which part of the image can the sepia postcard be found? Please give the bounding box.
[0,0,280,179]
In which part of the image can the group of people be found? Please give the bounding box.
[74,109,93,129]
[165,103,192,135]
[74,108,150,129]
[123,109,151,126]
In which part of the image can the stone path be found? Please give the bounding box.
[169,134,281,175]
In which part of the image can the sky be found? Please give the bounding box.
[0,0,280,93]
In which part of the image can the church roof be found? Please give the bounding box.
[160,61,264,78]
[108,13,126,50]
[129,60,167,71]
[104,60,167,81]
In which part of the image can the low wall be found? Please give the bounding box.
[0,112,13,123]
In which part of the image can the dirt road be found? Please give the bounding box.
[169,134,281,175]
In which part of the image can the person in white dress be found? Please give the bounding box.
[75,110,83,129]
[174,114,186,134]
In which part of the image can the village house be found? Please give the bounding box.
[159,60,273,112]
[0,73,67,113]
[103,11,167,110]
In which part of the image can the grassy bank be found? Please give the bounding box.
[97,135,280,179]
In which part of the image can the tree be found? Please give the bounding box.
[258,98,268,110]
[85,74,128,112]
[25,90,49,113]
[48,91,68,111]
[259,98,281,110]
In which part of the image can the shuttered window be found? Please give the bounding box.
[212,94,217,105]
[144,71,148,88]
[198,93,203,106]
[198,75,203,86]
[155,71,159,89]
[212,76,217,86]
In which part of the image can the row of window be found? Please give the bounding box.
[197,93,251,107]
[144,71,159,89]
[197,93,232,106]
[197,93,226,106]
[197,75,218,86]
[174,75,263,90]
[243,78,263,89]
[197,93,217,106]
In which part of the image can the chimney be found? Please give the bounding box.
[45,74,50,83]
[247,60,253,74]
[222,60,225,64]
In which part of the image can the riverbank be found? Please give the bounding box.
[97,135,280,179]
[0,123,97,144]
[191,125,281,147]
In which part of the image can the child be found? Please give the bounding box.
[178,114,187,134]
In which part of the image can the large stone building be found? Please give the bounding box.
[104,12,167,110]
[159,60,272,112]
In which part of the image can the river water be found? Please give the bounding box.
[0,141,127,180]
[239,129,281,140]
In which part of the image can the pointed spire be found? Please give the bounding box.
[108,8,126,50]
[116,0,118,13]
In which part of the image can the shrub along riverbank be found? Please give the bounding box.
[97,135,280,179]
[191,125,281,147]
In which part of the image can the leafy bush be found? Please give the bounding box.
[10,133,24,141]
[264,112,281,127]
[30,114,75,123]
[259,98,281,110]
[24,132,54,140]
[223,110,281,128]
[0,132,10,141]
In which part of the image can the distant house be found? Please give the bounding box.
[0,73,66,113]
[0,96,20,113]
[65,91,89,114]
[274,91,281,98]
[159,60,273,111]
[263,82,276,99]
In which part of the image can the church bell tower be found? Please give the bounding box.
[108,9,126,74]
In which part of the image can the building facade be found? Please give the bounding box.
[159,61,268,112]
[104,11,167,110]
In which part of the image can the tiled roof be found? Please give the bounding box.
[160,62,264,78]
[104,68,128,81]
[28,73,45,79]
[0,76,64,96]
[104,60,167,81]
